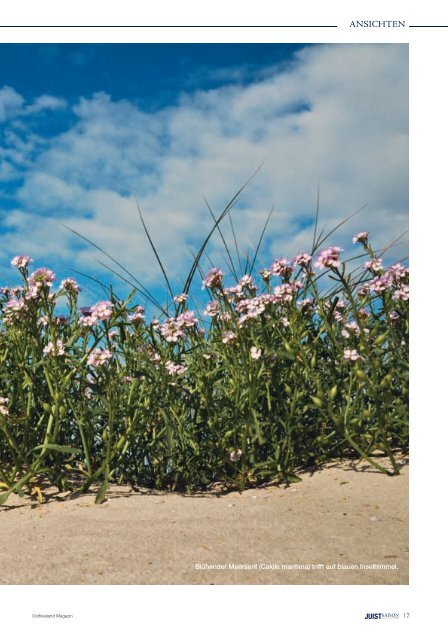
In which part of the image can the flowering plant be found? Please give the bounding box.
[0,220,408,505]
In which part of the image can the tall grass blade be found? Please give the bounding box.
[135,199,175,301]
[249,205,275,277]
[204,198,238,281]
[311,182,320,253]
[228,212,243,276]
[60,223,162,311]
[182,164,263,297]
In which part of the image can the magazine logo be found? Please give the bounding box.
[364,612,399,620]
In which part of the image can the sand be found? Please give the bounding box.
[0,459,408,585]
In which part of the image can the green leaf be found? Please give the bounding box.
[373,332,389,346]
[32,444,83,456]
[284,473,302,484]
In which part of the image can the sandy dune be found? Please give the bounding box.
[0,459,408,585]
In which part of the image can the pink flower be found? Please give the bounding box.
[147,345,161,363]
[364,258,383,273]
[157,311,198,341]
[202,268,224,289]
[387,263,409,283]
[87,348,112,367]
[11,255,33,269]
[292,253,312,267]
[28,268,56,288]
[238,275,257,291]
[273,282,302,303]
[393,285,409,301]
[159,318,185,343]
[298,298,314,311]
[358,308,370,320]
[80,315,98,327]
[269,258,293,280]
[368,274,394,294]
[174,293,188,303]
[229,448,242,462]
[222,330,237,344]
[343,321,361,335]
[223,286,243,303]
[43,340,65,357]
[352,231,369,244]
[0,397,9,416]
[204,301,220,317]
[176,311,199,328]
[90,300,113,322]
[314,247,343,270]
[60,278,81,293]
[165,361,187,376]
[128,310,145,323]
[260,269,272,280]
[6,297,25,313]
[79,301,114,325]
[343,349,362,362]
[236,297,266,321]
[250,346,262,360]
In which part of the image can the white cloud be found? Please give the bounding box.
[1,44,408,297]
[24,94,67,114]
[0,85,67,122]
[0,86,24,122]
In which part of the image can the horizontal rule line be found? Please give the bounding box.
[0,24,339,28]
[408,25,448,27]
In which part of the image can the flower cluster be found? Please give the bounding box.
[2,297,26,324]
[87,348,113,367]
[0,234,409,504]
[165,361,187,376]
[343,349,362,362]
[314,246,343,270]
[43,340,65,357]
[60,278,81,293]
[250,346,262,360]
[80,300,114,326]
[292,253,312,267]
[222,330,237,344]
[367,262,409,298]
[11,255,33,269]
[268,258,293,280]
[202,268,224,289]
[159,310,199,343]
[352,231,369,244]
[0,397,9,416]
[128,306,145,324]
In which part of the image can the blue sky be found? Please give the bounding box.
[0,43,408,310]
